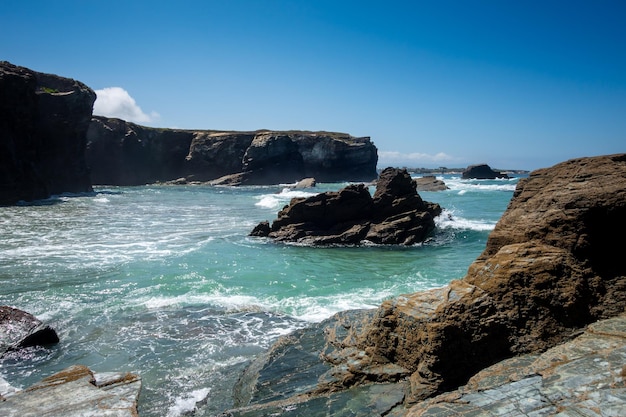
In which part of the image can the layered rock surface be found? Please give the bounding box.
[0,365,141,417]
[250,167,442,245]
[225,154,626,416]
[86,117,378,186]
[0,61,95,205]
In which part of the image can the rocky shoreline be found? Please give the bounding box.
[2,59,625,415]
[221,153,626,416]
[2,155,625,416]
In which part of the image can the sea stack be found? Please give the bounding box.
[250,167,442,245]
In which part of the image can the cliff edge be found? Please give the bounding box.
[0,61,95,205]
[86,117,378,186]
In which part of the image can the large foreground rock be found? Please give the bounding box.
[86,117,378,185]
[250,167,442,245]
[227,154,626,415]
[0,306,59,358]
[0,61,96,205]
[407,313,626,416]
[0,365,141,417]
[221,314,626,416]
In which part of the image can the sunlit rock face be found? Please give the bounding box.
[86,118,378,186]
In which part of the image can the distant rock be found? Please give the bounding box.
[0,61,96,205]
[462,164,509,179]
[0,365,141,416]
[414,175,448,191]
[292,177,316,188]
[250,167,442,245]
[226,154,626,416]
[0,306,59,358]
[86,118,378,186]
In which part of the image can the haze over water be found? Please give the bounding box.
[0,175,518,416]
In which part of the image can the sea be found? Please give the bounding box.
[0,174,520,416]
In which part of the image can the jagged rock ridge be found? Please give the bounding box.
[250,167,442,245]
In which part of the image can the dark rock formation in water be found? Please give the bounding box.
[226,154,626,416]
[86,117,378,186]
[0,306,59,358]
[250,167,442,245]
[462,163,509,179]
[0,61,96,205]
[0,364,141,416]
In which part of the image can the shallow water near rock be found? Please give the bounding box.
[0,175,518,416]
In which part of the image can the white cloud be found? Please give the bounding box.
[378,151,460,168]
[93,87,160,124]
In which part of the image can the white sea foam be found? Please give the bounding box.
[255,188,317,210]
[435,208,496,232]
[167,387,211,417]
[444,176,518,193]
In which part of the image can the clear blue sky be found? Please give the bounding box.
[3,1,625,170]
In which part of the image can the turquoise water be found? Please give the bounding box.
[0,175,519,416]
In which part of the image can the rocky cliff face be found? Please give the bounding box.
[86,117,378,185]
[351,154,626,397]
[0,62,96,205]
[223,154,626,416]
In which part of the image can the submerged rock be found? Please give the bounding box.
[0,365,141,416]
[250,167,442,245]
[0,306,59,358]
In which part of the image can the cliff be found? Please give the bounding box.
[223,154,626,416]
[0,61,96,205]
[86,116,378,185]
